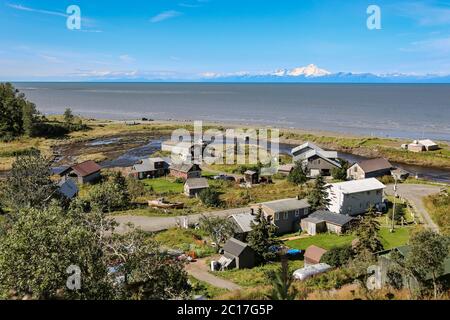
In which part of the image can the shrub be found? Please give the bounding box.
[320,245,354,267]
[198,188,222,207]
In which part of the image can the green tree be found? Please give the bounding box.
[307,175,330,211]
[89,172,130,213]
[266,256,296,300]
[320,245,354,267]
[287,161,307,185]
[354,207,383,254]
[0,149,57,213]
[198,188,221,207]
[247,207,281,263]
[107,230,191,300]
[0,83,26,139]
[199,215,235,250]
[331,159,349,181]
[0,203,114,300]
[63,108,74,124]
[22,101,39,136]
[405,230,449,299]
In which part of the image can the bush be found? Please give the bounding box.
[320,245,354,267]
[198,188,222,207]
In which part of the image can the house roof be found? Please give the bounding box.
[170,162,198,173]
[291,141,338,161]
[57,179,78,199]
[354,158,393,173]
[309,210,354,226]
[329,178,385,194]
[61,160,102,177]
[223,237,250,257]
[229,213,258,233]
[185,178,209,189]
[418,139,438,147]
[260,198,310,213]
[304,245,328,263]
[133,157,168,173]
[244,170,257,175]
[278,164,294,172]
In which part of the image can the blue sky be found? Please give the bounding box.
[1,0,450,80]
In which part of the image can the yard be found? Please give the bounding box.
[285,233,356,251]
[154,228,216,258]
[216,260,304,288]
[142,177,184,194]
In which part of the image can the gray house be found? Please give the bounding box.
[219,237,256,269]
[252,198,311,235]
[131,157,169,179]
[229,212,258,241]
[301,210,354,235]
[59,160,102,184]
[291,142,340,177]
[184,178,209,197]
[347,158,393,180]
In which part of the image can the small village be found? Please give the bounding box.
[52,135,450,300]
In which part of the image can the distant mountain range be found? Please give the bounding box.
[201,64,450,83]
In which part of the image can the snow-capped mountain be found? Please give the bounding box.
[201,64,450,83]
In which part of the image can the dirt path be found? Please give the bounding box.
[385,183,443,233]
[185,257,241,291]
[113,207,249,234]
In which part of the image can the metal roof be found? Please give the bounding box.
[304,245,328,262]
[260,198,310,213]
[329,178,385,194]
[309,210,354,226]
[185,177,209,189]
[353,158,393,173]
[229,213,258,233]
[170,163,198,173]
[57,179,78,199]
[62,160,101,177]
[133,157,168,173]
[223,237,249,257]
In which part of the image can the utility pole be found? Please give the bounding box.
[390,178,397,233]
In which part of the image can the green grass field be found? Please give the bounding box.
[285,233,356,251]
[378,227,412,249]
[216,260,304,287]
[142,178,184,194]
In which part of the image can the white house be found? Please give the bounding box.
[327,178,386,216]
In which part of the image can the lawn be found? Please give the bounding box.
[285,233,356,251]
[216,260,304,288]
[378,227,412,249]
[154,228,216,258]
[142,177,184,194]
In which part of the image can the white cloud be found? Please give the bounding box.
[119,54,135,63]
[38,54,64,63]
[411,37,450,53]
[7,3,67,17]
[150,10,182,23]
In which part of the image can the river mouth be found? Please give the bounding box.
[52,136,450,184]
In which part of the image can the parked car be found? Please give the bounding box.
[213,174,235,181]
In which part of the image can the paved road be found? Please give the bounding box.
[114,207,249,234]
[185,257,241,291]
[385,183,443,233]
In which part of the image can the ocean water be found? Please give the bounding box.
[13,82,450,141]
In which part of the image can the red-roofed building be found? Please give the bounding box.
[60,160,102,184]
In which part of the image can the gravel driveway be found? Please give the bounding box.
[385,183,443,233]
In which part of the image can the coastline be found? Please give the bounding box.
[1,117,450,175]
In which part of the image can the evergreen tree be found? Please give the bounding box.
[63,108,74,124]
[354,207,383,254]
[307,175,330,211]
[287,161,307,185]
[247,207,281,263]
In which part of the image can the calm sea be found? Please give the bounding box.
[13,82,450,141]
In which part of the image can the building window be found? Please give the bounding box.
[377,190,381,195]
[295,210,300,217]
[274,213,279,221]
[284,212,288,220]
[367,191,370,195]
